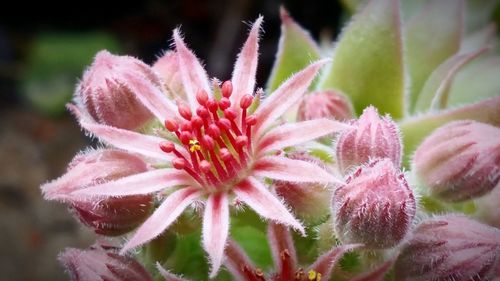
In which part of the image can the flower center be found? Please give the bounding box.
[159,81,257,190]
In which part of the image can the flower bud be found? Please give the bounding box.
[46,149,154,236]
[297,90,354,121]
[413,120,500,202]
[395,215,500,281]
[273,152,331,223]
[59,243,153,281]
[335,106,402,174]
[77,50,156,130]
[332,158,416,249]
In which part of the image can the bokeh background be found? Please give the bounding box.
[0,1,343,280]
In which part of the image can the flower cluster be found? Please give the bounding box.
[41,0,500,280]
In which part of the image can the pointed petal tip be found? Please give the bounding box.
[279,6,291,21]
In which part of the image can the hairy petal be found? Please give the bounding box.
[307,244,363,280]
[254,155,341,184]
[230,16,262,109]
[203,193,230,278]
[268,222,297,279]
[254,59,329,136]
[121,187,201,253]
[71,169,192,197]
[257,118,349,153]
[234,177,305,235]
[156,263,191,281]
[224,240,259,281]
[352,260,394,281]
[173,29,211,111]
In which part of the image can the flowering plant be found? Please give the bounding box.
[42,0,500,280]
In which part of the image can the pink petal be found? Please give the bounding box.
[173,29,211,111]
[119,70,179,121]
[156,263,191,281]
[71,169,192,197]
[153,51,186,100]
[77,116,178,161]
[230,16,262,110]
[268,222,297,279]
[203,192,230,278]
[253,155,341,183]
[41,161,113,201]
[233,177,305,235]
[257,118,349,154]
[224,240,259,281]
[307,244,363,280]
[253,59,329,136]
[121,187,201,253]
[352,260,393,281]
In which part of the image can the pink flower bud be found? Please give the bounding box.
[395,215,500,281]
[332,158,416,249]
[66,150,153,236]
[59,243,153,281]
[413,120,500,202]
[273,152,331,223]
[335,106,402,174]
[77,50,156,130]
[297,90,354,121]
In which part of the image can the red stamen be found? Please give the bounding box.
[180,131,192,145]
[196,106,210,118]
[196,89,209,105]
[181,122,192,132]
[206,99,218,112]
[223,108,237,120]
[219,97,231,110]
[172,158,186,169]
[221,80,233,97]
[217,118,232,130]
[177,101,192,120]
[159,141,175,153]
[164,118,179,132]
[208,124,221,139]
[240,94,253,109]
[191,116,203,129]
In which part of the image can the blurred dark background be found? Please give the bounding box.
[0,1,343,280]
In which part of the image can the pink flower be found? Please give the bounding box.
[45,17,347,277]
[297,90,354,122]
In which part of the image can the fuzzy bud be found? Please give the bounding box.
[67,150,153,236]
[395,215,500,281]
[273,152,331,223]
[77,51,157,130]
[413,120,500,202]
[332,158,416,249]
[59,243,153,281]
[297,90,354,122]
[335,106,402,174]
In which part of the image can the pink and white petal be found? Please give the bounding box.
[203,192,230,278]
[71,169,192,197]
[224,240,259,281]
[41,162,113,201]
[119,70,179,121]
[268,222,297,279]
[79,119,178,161]
[120,187,201,254]
[233,177,305,235]
[253,155,341,184]
[253,59,329,137]
[156,263,191,281]
[230,16,262,109]
[173,29,211,111]
[352,260,393,281]
[307,244,363,280]
[153,51,186,99]
[257,118,349,153]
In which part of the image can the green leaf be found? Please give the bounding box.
[448,56,500,106]
[319,0,406,119]
[414,48,487,112]
[266,7,320,93]
[465,0,500,33]
[460,23,497,54]
[405,0,463,113]
[400,96,500,165]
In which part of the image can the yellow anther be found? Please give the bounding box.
[189,139,201,152]
[308,269,321,281]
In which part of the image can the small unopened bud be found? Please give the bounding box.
[298,90,354,121]
[59,243,153,281]
[332,158,416,249]
[274,152,331,223]
[335,106,402,174]
[77,51,155,130]
[413,120,500,202]
[67,150,153,236]
[395,215,500,281]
